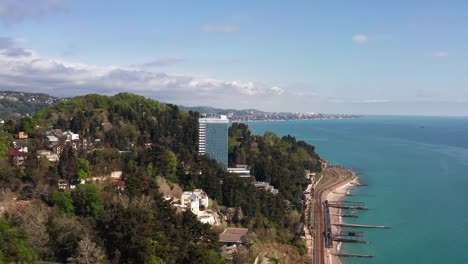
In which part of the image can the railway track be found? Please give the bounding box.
[312,168,351,264]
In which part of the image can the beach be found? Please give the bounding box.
[323,170,358,264]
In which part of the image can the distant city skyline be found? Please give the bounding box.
[0,1,467,116]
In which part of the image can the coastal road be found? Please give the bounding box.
[313,168,351,264]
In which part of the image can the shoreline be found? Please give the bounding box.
[323,169,359,264]
[238,117,362,123]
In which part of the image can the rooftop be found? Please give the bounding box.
[219,228,249,243]
[7,149,25,156]
[199,115,229,123]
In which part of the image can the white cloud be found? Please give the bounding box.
[202,24,239,33]
[269,86,284,95]
[432,51,448,58]
[0,0,69,25]
[359,99,390,104]
[351,34,397,44]
[0,40,285,106]
[140,58,186,67]
[352,34,369,43]
[327,98,345,104]
[327,98,390,104]
[0,36,32,57]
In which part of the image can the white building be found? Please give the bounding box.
[192,189,209,208]
[63,131,80,141]
[45,135,59,147]
[227,167,251,178]
[181,189,209,215]
[187,196,200,214]
[198,213,216,225]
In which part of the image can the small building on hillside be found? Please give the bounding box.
[7,149,26,166]
[63,131,80,141]
[110,171,122,180]
[304,170,316,181]
[17,131,28,139]
[13,142,28,153]
[58,179,68,190]
[45,135,59,147]
[187,195,200,214]
[320,160,329,169]
[112,180,126,191]
[181,189,209,215]
[219,228,251,247]
[253,181,279,195]
[227,165,252,178]
[197,211,216,225]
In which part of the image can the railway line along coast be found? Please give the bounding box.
[311,167,357,264]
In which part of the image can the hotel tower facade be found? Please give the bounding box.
[198,115,229,168]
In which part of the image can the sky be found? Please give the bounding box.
[0,0,467,116]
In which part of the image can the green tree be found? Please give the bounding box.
[19,116,36,137]
[58,145,77,181]
[77,159,91,181]
[0,219,38,263]
[52,191,75,215]
[0,132,13,161]
[72,184,104,218]
[48,215,88,262]
[200,249,224,264]
[160,149,177,180]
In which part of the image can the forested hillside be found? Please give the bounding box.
[0,91,65,120]
[0,93,323,263]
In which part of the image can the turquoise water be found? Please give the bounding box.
[247,116,468,264]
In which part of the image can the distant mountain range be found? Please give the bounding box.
[178,105,266,115]
[0,90,362,121]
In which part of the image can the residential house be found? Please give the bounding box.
[181,189,210,215]
[63,131,80,141]
[197,211,216,225]
[192,189,209,208]
[45,135,59,147]
[58,179,68,190]
[253,181,279,194]
[7,150,26,166]
[17,131,28,139]
[187,195,200,214]
[227,166,251,178]
[219,228,251,247]
[110,171,122,180]
[12,142,28,153]
[112,180,126,191]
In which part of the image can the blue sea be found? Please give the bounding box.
[247,116,468,264]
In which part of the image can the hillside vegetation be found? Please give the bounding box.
[0,93,322,263]
[0,90,65,120]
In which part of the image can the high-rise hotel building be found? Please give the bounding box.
[198,115,229,168]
